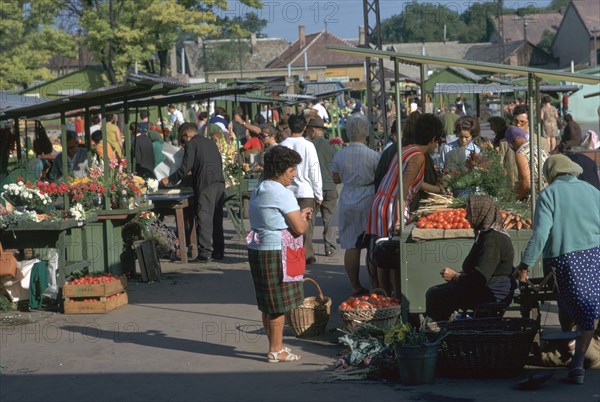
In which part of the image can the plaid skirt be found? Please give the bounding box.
[248,249,304,314]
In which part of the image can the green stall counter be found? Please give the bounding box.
[398,225,542,321]
[64,206,153,276]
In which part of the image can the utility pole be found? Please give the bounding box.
[498,0,505,64]
[362,0,388,148]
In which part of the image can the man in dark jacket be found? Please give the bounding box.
[161,123,225,262]
[131,122,155,179]
[561,114,582,149]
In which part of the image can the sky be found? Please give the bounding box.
[224,0,555,42]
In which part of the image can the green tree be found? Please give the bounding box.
[204,41,251,71]
[458,2,499,43]
[63,0,262,83]
[380,2,464,43]
[537,29,556,54]
[547,0,570,10]
[0,1,75,91]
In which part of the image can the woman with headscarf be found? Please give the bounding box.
[148,129,165,167]
[425,195,515,321]
[517,155,600,385]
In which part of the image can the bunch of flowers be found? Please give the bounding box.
[384,318,449,348]
[329,137,344,146]
[2,177,52,212]
[145,178,159,194]
[37,181,70,200]
[442,148,513,201]
[224,158,251,188]
[137,211,157,226]
[69,177,106,209]
[69,203,87,222]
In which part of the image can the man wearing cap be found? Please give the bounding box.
[307,116,339,257]
[280,114,323,264]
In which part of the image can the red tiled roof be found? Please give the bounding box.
[267,31,365,68]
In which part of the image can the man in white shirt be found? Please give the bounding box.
[312,99,329,123]
[167,104,185,132]
[280,114,323,264]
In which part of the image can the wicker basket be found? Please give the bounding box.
[338,289,401,332]
[437,317,539,378]
[287,278,332,338]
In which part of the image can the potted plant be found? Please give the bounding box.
[384,317,449,385]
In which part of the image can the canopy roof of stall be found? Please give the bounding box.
[0,78,261,120]
[432,83,582,95]
[325,44,600,85]
[0,73,190,120]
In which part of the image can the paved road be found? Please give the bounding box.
[1,218,598,402]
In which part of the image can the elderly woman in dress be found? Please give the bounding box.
[426,195,515,321]
[517,155,600,385]
[331,114,380,296]
[247,145,313,363]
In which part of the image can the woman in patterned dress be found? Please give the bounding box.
[518,155,600,385]
[541,96,559,152]
[366,113,443,294]
[247,146,313,363]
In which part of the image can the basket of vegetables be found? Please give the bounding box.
[287,277,332,338]
[338,290,401,333]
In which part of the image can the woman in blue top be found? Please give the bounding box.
[518,154,600,385]
[247,145,313,363]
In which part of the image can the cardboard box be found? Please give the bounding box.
[63,292,128,314]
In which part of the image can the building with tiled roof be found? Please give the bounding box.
[266,26,366,83]
[552,0,600,68]
[464,40,556,67]
[490,12,564,46]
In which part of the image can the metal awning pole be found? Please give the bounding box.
[14,118,21,163]
[395,58,405,235]
[527,73,536,216]
[124,100,131,167]
[420,64,426,112]
[84,108,92,166]
[60,112,69,209]
[534,77,543,193]
[101,104,110,209]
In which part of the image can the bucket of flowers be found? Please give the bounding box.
[2,177,53,213]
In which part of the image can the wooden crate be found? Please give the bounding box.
[63,292,128,314]
[63,277,127,298]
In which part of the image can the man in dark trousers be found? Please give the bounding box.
[131,122,155,179]
[306,116,339,256]
[161,123,225,262]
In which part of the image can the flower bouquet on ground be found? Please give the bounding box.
[384,317,449,385]
[2,177,53,213]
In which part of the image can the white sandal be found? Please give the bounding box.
[267,348,301,363]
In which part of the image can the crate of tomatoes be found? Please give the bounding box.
[416,208,471,230]
[63,274,127,298]
[63,291,128,315]
[338,290,401,332]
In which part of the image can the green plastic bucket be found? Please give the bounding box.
[395,343,440,385]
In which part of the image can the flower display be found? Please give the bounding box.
[37,181,70,199]
[224,158,251,188]
[137,211,156,226]
[384,318,448,348]
[2,178,52,212]
[145,178,159,194]
[69,177,106,209]
[329,137,344,146]
[69,203,87,222]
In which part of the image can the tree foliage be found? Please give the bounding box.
[63,0,262,83]
[0,1,75,90]
[537,29,556,54]
[380,1,567,44]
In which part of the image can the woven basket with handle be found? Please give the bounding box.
[338,288,401,332]
[287,277,332,338]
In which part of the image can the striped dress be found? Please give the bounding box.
[366,145,425,237]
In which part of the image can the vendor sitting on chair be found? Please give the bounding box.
[425,195,515,321]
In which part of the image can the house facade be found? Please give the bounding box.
[552,0,600,68]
